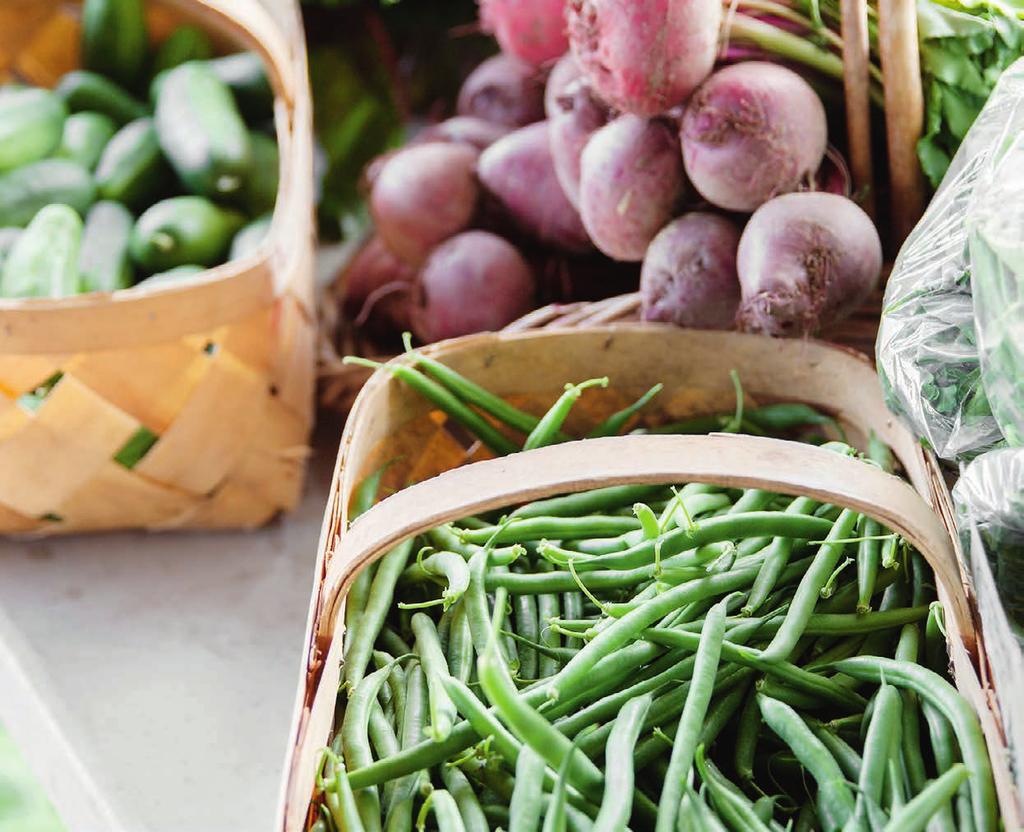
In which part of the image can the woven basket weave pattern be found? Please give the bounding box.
[0,0,316,534]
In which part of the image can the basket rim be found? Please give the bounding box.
[0,0,309,353]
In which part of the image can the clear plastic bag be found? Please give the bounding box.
[876,60,1024,461]
[967,121,1024,447]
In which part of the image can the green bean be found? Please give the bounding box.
[405,347,545,437]
[442,675,520,764]
[746,402,842,434]
[571,512,836,573]
[695,746,773,832]
[504,630,576,663]
[462,515,641,546]
[477,629,604,804]
[643,628,866,710]
[734,692,760,786]
[510,746,546,832]
[373,652,407,732]
[881,534,901,569]
[728,488,776,514]
[757,694,856,831]
[658,597,729,832]
[400,551,471,611]
[759,508,859,662]
[346,567,376,659]
[379,627,412,658]
[389,665,427,815]
[883,764,970,832]
[417,789,467,832]
[806,718,861,782]
[855,683,902,826]
[742,496,819,615]
[561,591,584,622]
[542,741,576,832]
[320,748,367,832]
[887,756,907,812]
[511,569,540,680]
[831,657,997,832]
[483,805,511,829]
[346,357,518,455]
[646,413,725,435]
[444,604,474,686]
[793,802,816,832]
[346,540,415,691]
[466,551,500,656]
[697,672,755,748]
[588,384,663,438]
[856,517,883,614]
[512,484,670,520]
[751,795,777,825]
[593,694,653,832]
[524,378,607,451]
[920,701,960,832]
[441,764,488,832]
[342,662,398,832]
[925,602,948,676]
[425,524,524,565]
[537,564,562,679]
[411,613,458,742]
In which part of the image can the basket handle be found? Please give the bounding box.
[316,433,976,655]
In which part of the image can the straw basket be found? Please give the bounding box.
[280,326,1023,831]
[318,0,928,413]
[0,0,316,534]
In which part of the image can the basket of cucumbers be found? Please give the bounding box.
[0,0,315,534]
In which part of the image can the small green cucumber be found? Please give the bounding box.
[0,204,82,298]
[153,26,214,75]
[0,88,67,171]
[207,52,274,121]
[0,228,22,270]
[79,201,135,293]
[130,196,244,272]
[55,71,148,126]
[229,213,272,260]
[155,62,252,198]
[0,160,96,227]
[239,131,279,215]
[141,264,205,285]
[55,111,118,170]
[95,118,170,208]
[81,0,148,89]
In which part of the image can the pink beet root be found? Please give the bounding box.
[681,62,828,212]
[736,192,882,337]
[478,121,592,252]
[640,213,741,329]
[549,79,610,207]
[370,143,480,265]
[417,117,512,151]
[343,236,416,334]
[457,54,547,128]
[567,0,722,116]
[579,115,687,261]
[479,0,569,67]
[412,231,536,342]
[545,53,583,118]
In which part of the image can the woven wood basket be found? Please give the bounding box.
[279,326,1023,831]
[0,0,316,535]
[318,0,927,414]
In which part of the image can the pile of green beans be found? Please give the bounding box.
[314,354,999,832]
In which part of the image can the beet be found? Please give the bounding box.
[370,143,480,265]
[411,231,536,342]
[736,192,882,336]
[457,53,547,128]
[549,78,610,207]
[567,0,722,116]
[578,115,687,261]
[545,53,584,118]
[640,213,741,329]
[479,0,570,67]
[477,121,592,253]
[343,235,416,334]
[417,117,512,151]
[680,62,828,212]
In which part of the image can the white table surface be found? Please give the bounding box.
[0,421,339,832]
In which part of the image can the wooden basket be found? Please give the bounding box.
[319,0,927,412]
[280,326,1023,831]
[0,0,316,534]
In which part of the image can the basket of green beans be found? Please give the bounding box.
[280,326,1018,832]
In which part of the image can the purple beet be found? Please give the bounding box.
[549,78,610,207]
[457,54,547,128]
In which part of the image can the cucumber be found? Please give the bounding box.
[81,0,148,89]
[95,118,170,208]
[0,160,96,227]
[0,228,22,270]
[229,214,272,260]
[55,111,117,170]
[141,264,205,285]
[0,204,82,298]
[153,26,214,75]
[79,201,134,293]
[155,62,252,198]
[0,88,67,171]
[239,131,279,215]
[130,196,244,272]
[207,53,274,121]
[55,71,148,126]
